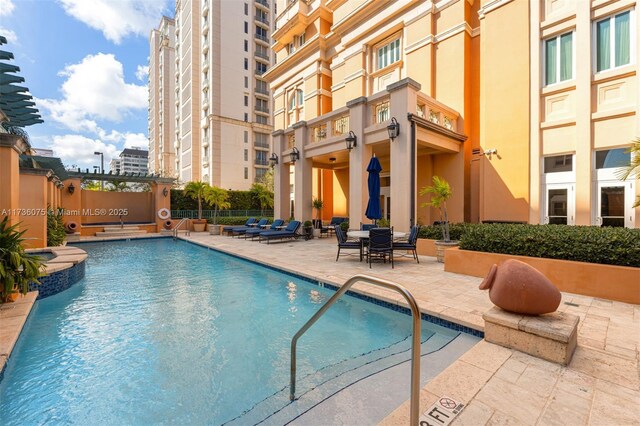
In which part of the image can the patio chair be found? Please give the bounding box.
[245,219,284,240]
[393,225,420,263]
[222,217,257,235]
[368,227,393,268]
[360,222,376,231]
[320,217,346,238]
[335,226,362,262]
[232,218,268,237]
[258,220,301,244]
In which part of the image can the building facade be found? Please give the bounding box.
[265,0,639,230]
[116,148,149,174]
[169,0,275,188]
[148,16,176,177]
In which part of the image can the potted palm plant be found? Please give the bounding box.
[303,220,314,240]
[1,217,43,302]
[420,176,458,263]
[312,198,324,237]
[205,186,231,235]
[184,181,210,232]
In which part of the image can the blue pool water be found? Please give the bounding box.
[0,239,466,424]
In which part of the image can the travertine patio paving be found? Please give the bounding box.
[184,232,640,425]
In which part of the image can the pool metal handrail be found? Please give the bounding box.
[173,218,191,238]
[290,274,422,425]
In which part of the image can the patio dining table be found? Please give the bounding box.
[346,230,407,240]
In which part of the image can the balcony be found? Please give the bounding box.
[254,139,270,149]
[255,86,269,95]
[255,15,269,27]
[255,0,269,8]
[255,50,269,61]
[255,105,269,114]
[254,158,269,166]
[254,68,267,76]
[254,33,269,43]
[274,0,309,38]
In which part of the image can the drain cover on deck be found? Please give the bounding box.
[420,396,464,426]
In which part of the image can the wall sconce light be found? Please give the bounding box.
[387,117,400,141]
[68,183,75,194]
[345,131,357,151]
[162,187,169,197]
[289,146,300,163]
[483,148,497,156]
[269,152,279,166]
[329,157,336,163]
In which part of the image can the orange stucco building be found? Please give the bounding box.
[265,0,639,231]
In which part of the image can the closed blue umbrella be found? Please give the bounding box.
[365,155,383,222]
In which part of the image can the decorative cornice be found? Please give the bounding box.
[292,120,307,129]
[387,78,422,93]
[408,113,467,142]
[346,96,368,108]
[478,0,515,19]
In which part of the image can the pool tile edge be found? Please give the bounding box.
[0,291,38,383]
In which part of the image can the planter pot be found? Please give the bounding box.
[193,223,206,232]
[304,227,313,239]
[209,224,222,235]
[3,292,20,303]
[312,228,321,238]
[434,240,460,263]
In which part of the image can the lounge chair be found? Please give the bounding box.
[393,225,420,263]
[335,226,362,262]
[368,227,393,268]
[258,220,301,244]
[320,217,347,237]
[232,218,268,237]
[222,218,257,235]
[245,219,284,240]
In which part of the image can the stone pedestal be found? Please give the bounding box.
[483,307,579,365]
[65,232,81,242]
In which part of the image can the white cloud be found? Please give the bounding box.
[122,132,147,148]
[38,53,147,132]
[50,134,119,170]
[135,65,149,81]
[59,0,167,44]
[0,28,17,44]
[0,0,15,17]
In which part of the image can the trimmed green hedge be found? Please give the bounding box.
[171,189,261,211]
[418,223,478,241]
[207,216,273,226]
[458,224,640,267]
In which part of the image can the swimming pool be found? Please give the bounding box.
[0,238,479,424]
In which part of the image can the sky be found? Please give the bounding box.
[0,0,173,170]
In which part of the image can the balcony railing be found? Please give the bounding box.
[255,0,269,8]
[311,124,327,143]
[254,68,267,76]
[255,16,269,26]
[254,159,269,166]
[256,86,269,95]
[255,105,270,113]
[254,139,270,148]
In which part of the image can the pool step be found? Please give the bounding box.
[96,226,148,237]
[223,332,457,426]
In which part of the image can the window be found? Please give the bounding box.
[376,38,401,70]
[375,101,389,123]
[256,98,269,112]
[244,113,248,122]
[256,115,268,124]
[244,95,248,106]
[244,40,248,51]
[244,167,248,179]
[255,168,267,182]
[544,32,573,85]
[256,62,267,75]
[244,58,248,70]
[255,150,267,165]
[544,155,573,173]
[256,79,268,94]
[288,89,303,110]
[244,2,248,15]
[244,131,248,143]
[255,132,269,148]
[299,32,305,45]
[595,148,630,169]
[596,11,632,72]
[244,22,248,33]
[244,76,248,88]
[244,149,248,161]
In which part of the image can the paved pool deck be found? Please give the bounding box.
[182,232,639,425]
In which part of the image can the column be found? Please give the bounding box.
[293,121,312,221]
[388,78,421,232]
[346,96,370,227]
[0,133,27,226]
[272,130,290,219]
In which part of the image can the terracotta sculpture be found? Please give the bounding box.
[65,221,78,234]
[479,259,561,315]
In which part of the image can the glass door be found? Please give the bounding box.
[596,182,633,227]
[544,184,574,225]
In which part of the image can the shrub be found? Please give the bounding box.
[418,223,477,241]
[47,209,66,247]
[207,216,273,226]
[459,224,640,267]
[1,216,43,301]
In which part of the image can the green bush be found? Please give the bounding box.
[172,189,261,211]
[418,223,478,241]
[47,209,66,247]
[459,224,640,267]
[207,216,273,226]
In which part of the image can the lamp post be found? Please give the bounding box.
[94,151,104,190]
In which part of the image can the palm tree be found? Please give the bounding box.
[204,186,231,225]
[184,181,210,220]
[420,176,453,241]
[617,139,640,207]
[251,183,274,216]
[106,180,130,192]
